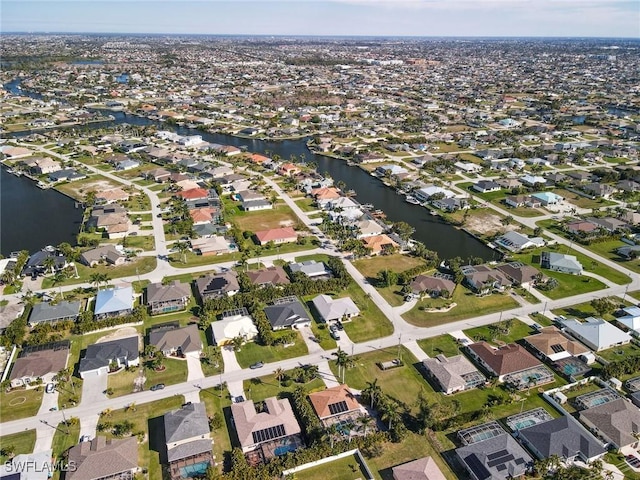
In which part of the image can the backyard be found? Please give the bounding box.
[243,370,326,403]
[403,285,519,327]
[0,430,36,463]
[234,331,309,369]
[199,387,232,475]
[295,453,372,480]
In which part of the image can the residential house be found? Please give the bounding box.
[195,272,240,301]
[312,294,360,323]
[116,159,140,171]
[279,163,301,177]
[145,167,171,183]
[617,180,640,193]
[66,437,139,480]
[95,188,130,205]
[617,306,640,334]
[466,342,543,382]
[505,195,541,208]
[247,266,290,287]
[79,245,126,267]
[566,171,592,183]
[308,384,366,427]
[456,432,532,480]
[617,245,640,259]
[540,251,583,275]
[524,326,590,361]
[586,217,629,233]
[149,324,202,357]
[362,234,399,255]
[288,260,332,278]
[210,310,258,346]
[49,168,86,182]
[375,164,409,178]
[432,197,469,212]
[0,450,54,480]
[473,180,501,193]
[87,205,130,238]
[9,341,70,388]
[164,403,213,480]
[79,336,139,378]
[518,416,605,463]
[530,192,563,206]
[462,265,510,294]
[311,186,341,201]
[584,183,617,199]
[28,301,81,325]
[558,317,631,352]
[422,354,485,395]
[230,397,303,457]
[94,286,134,319]
[496,262,541,287]
[242,199,273,212]
[21,248,67,277]
[566,221,599,236]
[190,207,222,225]
[580,398,640,449]
[191,236,234,256]
[22,157,61,175]
[520,175,547,187]
[414,186,455,203]
[391,456,447,480]
[177,188,211,202]
[264,297,311,330]
[355,218,385,238]
[454,161,482,174]
[146,281,191,315]
[254,227,298,246]
[409,275,456,298]
[494,231,544,252]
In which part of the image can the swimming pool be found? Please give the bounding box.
[274,444,296,456]
[514,419,536,430]
[180,461,210,478]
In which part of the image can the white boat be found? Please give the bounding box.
[405,196,419,205]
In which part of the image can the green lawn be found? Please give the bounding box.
[529,313,554,327]
[243,370,325,403]
[0,387,43,422]
[107,368,140,397]
[309,320,337,350]
[403,285,519,327]
[630,291,640,302]
[199,387,232,476]
[340,282,394,343]
[583,239,640,274]
[296,453,371,480]
[598,342,640,362]
[41,256,157,288]
[295,253,332,264]
[234,331,309,369]
[294,198,318,212]
[511,246,631,286]
[144,358,188,389]
[553,189,617,209]
[464,319,534,345]
[417,335,461,358]
[515,287,541,304]
[58,377,83,409]
[228,203,302,232]
[51,420,81,460]
[0,430,36,463]
[99,396,185,480]
[551,299,622,322]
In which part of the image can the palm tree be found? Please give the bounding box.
[0,269,15,286]
[231,336,244,352]
[174,241,189,264]
[363,378,382,409]
[322,423,341,449]
[332,348,349,383]
[274,367,286,387]
[52,270,67,299]
[42,256,56,275]
[358,415,374,437]
[380,400,399,430]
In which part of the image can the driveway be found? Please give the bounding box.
[404,340,429,361]
[34,425,56,453]
[80,373,108,406]
[78,413,100,441]
[317,360,340,388]
[37,389,60,415]
[299,326,325,355]
[186,353,204,382]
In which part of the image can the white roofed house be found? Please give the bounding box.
[94,286,134,319]
[210,309,258,346]
[312,294,360,323]
[617,306,640,334]
[494,231,544,253]
[559,317,631,352]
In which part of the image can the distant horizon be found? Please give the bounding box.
[2,31,639,41]
[3,1,639,39]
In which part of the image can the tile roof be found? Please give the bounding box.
[423,354,483,392]
[524,326,589,357]
[67,437,138,480]
[149,324,202,354]
[308,384,361,419]
[146,281,191,305]
[467,342,541,376]
[312,295,360,322]
[246,266,290,286]
[230,397,301,448]
[391,456,447,480]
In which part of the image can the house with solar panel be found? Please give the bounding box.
[230,397,304,465]
[456,422,532,480]
[94,286,134,319]
[308,384,368,433]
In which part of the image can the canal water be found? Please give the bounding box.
[3,79,495,261]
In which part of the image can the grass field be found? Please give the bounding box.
[294,198,318,212]
[295,453,371,480]
[51,420,81,460]
[340,282,394,343]
[41,256,157,288]
[417,335,462,358]
[352,254,426,279]
[598,342,640,362]
[234,331,309,369]
[464,319,534,345]
[582,239,640,274]
[0,387,43,422]
[199,387,232,475]
[229,203,301,232]
[403,285,519,327]
[552,189,617,209]
[0,430,36,463]
[144,358,188,390]
[243,370,325,403]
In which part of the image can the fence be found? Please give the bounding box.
[281,448,374,480]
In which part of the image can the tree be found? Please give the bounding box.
[377,269,398,288]
[332,348,349,383]
[174,241,189,264]
[274,367,286,387]
[362,378,382,409]
[392,221,415,242]
[42,256,56,275]
[52,270,67,299]
[590,297,616,317]
[231,335,244,352]
[501,215,514,226]
[358,415,374,437]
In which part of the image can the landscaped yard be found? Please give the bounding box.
[464,319,534,345]
[598,342,640,362]
[51,420,81,460]
[552,188,617,209]
[295,453,371,480]
[144,358,188,390]
[0,387,43,422]
[403,285,519,327]
[243,370,325,403]
[41,256,157,288]
[99,396,185,480]
[234,331,309,369]
[0,430,36,463]
[107,368,140,397]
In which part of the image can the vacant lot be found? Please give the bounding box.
[229,203,301,232]
[553,188,616,209]
[243,370,325,403]
[234,331,309,369]
[403,285,519,327]
[464,319,534,345]
[55,175,123,201]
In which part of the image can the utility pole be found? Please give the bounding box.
[398,334,402,362]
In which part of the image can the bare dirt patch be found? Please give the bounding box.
[465,213,517,236]
[96,327,140,345]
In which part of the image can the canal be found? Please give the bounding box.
[3,79,495,261]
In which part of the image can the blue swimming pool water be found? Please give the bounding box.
[515,419,535,429]
[274,445,296,456]
[180,461,210,477]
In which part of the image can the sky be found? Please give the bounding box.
[2,0,639,38]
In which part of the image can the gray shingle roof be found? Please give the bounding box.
[456,433,532,480]
[164,403,210,444]
[79,336,139,373]
[66,437,138,480]
[146,281,191,304]
[149,324,202,354]
[29,301,81,324]
[264,298,309,329]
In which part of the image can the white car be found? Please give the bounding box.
[45,383,55,394]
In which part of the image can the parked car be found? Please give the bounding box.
[80,435,91,442]
[250,361,264,369]
[233,396,245,403]
[335,321,344,331]
[150,383,165,391]
[49,407,57,412]
[330,330,341,341]
[45,383,55,394]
